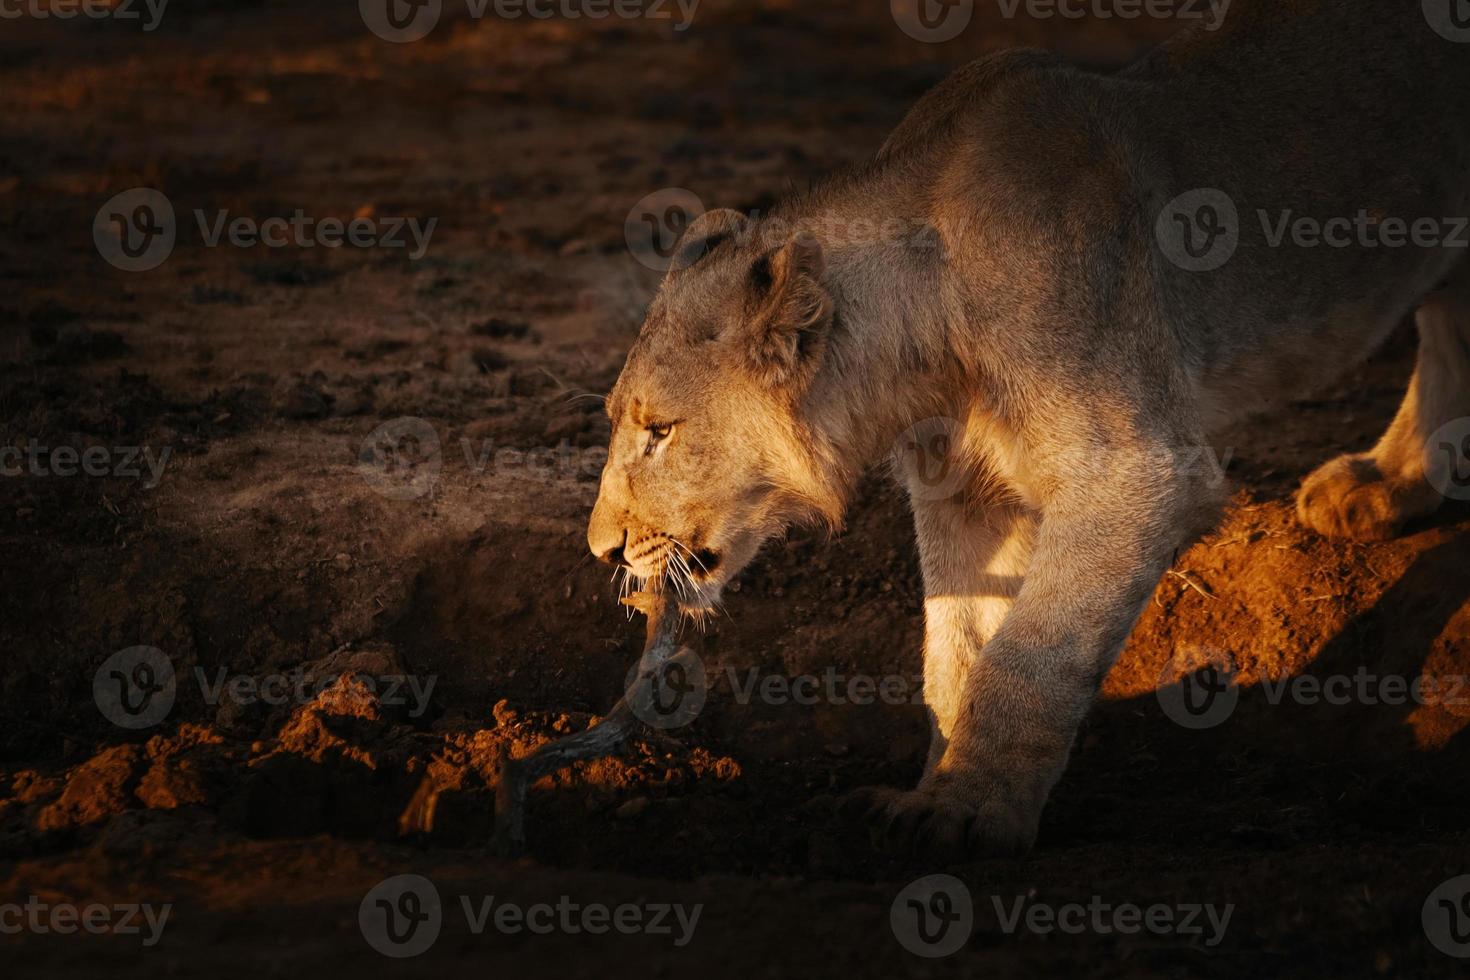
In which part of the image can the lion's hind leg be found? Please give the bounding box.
[1297,270,1470,540]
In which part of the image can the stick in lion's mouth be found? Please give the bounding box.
[493,591,683,855]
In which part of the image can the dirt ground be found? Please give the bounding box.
[3,2,1469,977]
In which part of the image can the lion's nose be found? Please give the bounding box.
[588,501,628,565]
[590,533,626,566]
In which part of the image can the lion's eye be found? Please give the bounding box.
[644,422,672,454]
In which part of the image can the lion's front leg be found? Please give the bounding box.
[847,494,1034,857]
[910,497,1037,775]
[854,451,1208,860]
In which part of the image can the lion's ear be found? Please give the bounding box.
[669,208,750,272]
[744,233,832,388]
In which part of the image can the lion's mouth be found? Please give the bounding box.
[690,549,721,578]
[620,537,722,593]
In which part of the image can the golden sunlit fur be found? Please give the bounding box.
[590,1,1470,857]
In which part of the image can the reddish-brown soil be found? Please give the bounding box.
[3,3,1468,977]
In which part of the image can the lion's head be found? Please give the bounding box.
[587,208,846,611]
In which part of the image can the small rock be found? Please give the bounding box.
[508,369,554,397]
[558,238,590,257]
[543,414,588,443]
[137,759,210,810]
[471,318,532,340]
[491,699,518,729]
[276,381,333,420]
[471,347,509,373]
[807,831,844,876]
[35,744,144,830]
[615,797,650,820]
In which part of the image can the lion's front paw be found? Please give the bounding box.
[1296,454,1435,542]
[843,772,1040,861]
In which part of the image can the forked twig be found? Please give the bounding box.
[492,592,681,855]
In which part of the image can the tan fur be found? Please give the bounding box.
[589,0,1470,857]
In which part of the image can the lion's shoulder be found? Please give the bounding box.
[876,49,1066,163]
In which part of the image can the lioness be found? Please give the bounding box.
[587,0,1470,858]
